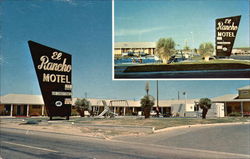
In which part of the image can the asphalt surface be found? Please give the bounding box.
[115,69,250,78]
[1,124,250,159]
[115,123,250,156]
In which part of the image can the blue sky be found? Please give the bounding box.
[0,0,249,101]
[115,0,249,49]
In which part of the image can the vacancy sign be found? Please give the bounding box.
[216,15,241,57]
[28,41,72,119]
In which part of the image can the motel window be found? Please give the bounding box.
[240,91,249,95]
[194,105,199,111]
[4,105,11,112]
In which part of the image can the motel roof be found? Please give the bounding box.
[1,93,249,106]
[0,94,44,105]
[0,94,197,107]
[237,85,250,91]
[115,42,156,49]
[211,94,250,102]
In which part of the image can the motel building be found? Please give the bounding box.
[211,85,250,117]
[1,85,250,118]
[114,42,156,57]
[114,42,249,58]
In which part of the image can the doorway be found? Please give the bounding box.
[17,105,21,115]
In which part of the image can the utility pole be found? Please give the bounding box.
[156,80,160,117]
[183,92,187,117]
[145,81,149,96]
[178,91,180,100]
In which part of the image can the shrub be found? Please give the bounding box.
[198,98,212,119]
[228,112,242,116]
[74,98,91,117]
[140,95,155,119]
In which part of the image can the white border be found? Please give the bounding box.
[112,0,250,81]
[112,0,115,80]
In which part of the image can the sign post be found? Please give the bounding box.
[216,15,241,57]
[28,41,72,120]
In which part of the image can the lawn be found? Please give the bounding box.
[72,117,250,130]
[124,60,250,72]
[2,117,249,137]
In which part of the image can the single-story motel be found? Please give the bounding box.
[114,42,250,57]
[1,85,250,118]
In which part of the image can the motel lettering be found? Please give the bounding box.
[38,55,71,72]
[38,53,72,84]
[217,32,235,37]
[43,73,70,83]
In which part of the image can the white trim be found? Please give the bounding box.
[123,107,126,116]
[10,104,13,116]
[42,105,45,116]
[241,102,244,117]
[27,104,29,117]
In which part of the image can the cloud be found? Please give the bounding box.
[116,17,133,21]
[80,1,95,7]
[55,0,77,6]
[55,0,95,7]
[30,3,42,8]
[115,27,167,36]
[0,55,9,65]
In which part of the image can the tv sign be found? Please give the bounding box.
[216,15,241,57]
[28,41,72,120]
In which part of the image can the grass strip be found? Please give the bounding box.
[124,62,250,72]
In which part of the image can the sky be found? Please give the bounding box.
[115,0,250,49]
[0,0,249,101]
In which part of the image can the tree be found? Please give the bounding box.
[156,38,176,63]
[194,48,198,54]
[198,98,212,119]
[183,46,190,51]
[140,95,155,119]
[74,98,91,117]
[199,42,214,61]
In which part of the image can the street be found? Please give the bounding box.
[1,124,250,159]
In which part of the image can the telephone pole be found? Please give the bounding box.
[156,80,160,117]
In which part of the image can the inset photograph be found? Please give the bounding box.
[113,0,250,79]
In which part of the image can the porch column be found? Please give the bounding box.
[42,105,45,116]
[114,107,116,114]
[123,107,126,116]
[26,104,29,117]
[10,104,13,117]
[224,102,227,116]
[240,102,244,117]
[132,107,135,113]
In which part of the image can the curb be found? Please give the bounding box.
[153,121,250,133]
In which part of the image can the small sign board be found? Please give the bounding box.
[28,41,72,119]
[215,15,241,57]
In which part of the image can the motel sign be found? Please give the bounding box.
[216,15,241,57]
[28,41,72,120]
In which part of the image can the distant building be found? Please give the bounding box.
[114,42,156,57]
[232,48,250,55]
[114,42,250,57]
[1,85,249,117]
